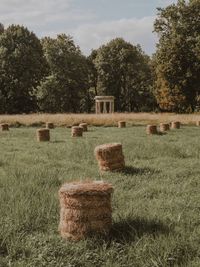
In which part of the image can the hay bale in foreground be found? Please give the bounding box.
[71,126,83,137]
[160,123,170,132]
[36,128,50,141]
[46,122,54,129]
[94,143,125,171]
[0,123,9,131]
[59,181,113,241]
[118,121,126,128]
[79,123,88,132]
[146,125,157,135]
[171,121,181,129]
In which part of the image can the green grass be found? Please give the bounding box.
[1,126,200,267]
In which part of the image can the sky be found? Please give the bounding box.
[0,0,177,55]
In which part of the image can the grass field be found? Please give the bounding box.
[1,112,200,127]
[1,125,200,266]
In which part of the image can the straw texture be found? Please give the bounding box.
[0,123,9,131]
[59,181,113,241]
[146,125,157,135]
[118,121,126,128]
[94,143,125,171]
[79,123,88,132]
[160,123,170,132]
[171,121,181,129]
[71,126,83,137]
[36,128,50,141]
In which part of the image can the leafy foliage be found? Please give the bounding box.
[0,23,4,34]
[153,0,200,112]
[0,25,47,113]
[38,35,89,113]
[93,38,156,112]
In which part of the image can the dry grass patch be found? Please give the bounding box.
[1,112,200,127]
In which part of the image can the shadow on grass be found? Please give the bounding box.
[121,166,159,176]
[51,140,66,143]
[108,217,171,244]
[157,131,167,136]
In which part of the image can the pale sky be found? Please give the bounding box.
[0,0,177,55]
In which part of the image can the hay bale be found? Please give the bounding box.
[71,126,83,137]
[118,121,126,128]
[79,123,88,132]
[59,181,113,241]
[94,143,125,171]
[171,121,181,129]
[46,122,54,129]
[146,125,157,135]
[160,123,170,132]
[36,128,50,142]
[0,123,9,131]
[196,121,200,126]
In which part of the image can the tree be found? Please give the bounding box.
[38,34,89,113]
[0,23,4,34]
[0,24,47,113]
[94,38,155,112]
[153,0,200,112]
[85,50,99,113]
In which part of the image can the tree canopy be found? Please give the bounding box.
[0,24,47,113]
[38,34,89,113]
[153,0,200,112]
[0,0,200,115]
[93,38,155,112]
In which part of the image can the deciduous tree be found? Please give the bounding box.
[154,0,200,112]
[0,25,47,113]
[94,38,155,112]
[38,34,89,113]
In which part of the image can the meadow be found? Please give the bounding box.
[1,124,200,266]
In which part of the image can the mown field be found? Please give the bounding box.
[1,125,200,267]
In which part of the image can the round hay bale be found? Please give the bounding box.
[79,123,88,132]
[71,126,83,137]
[0,123,9,131]
[171,121,181,129]
[59,181,113,241]
[36,128,50,142]
[94,143,125,171]
[196,121,200,126]
[46,122,54,129]
[118,121,126,128]
[146,125,157,135]
[160,123,170,132]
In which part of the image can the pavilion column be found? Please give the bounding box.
[95,101,98,114]
[94,96,115,114]
[110,101,113,113]
[103,102,107,113]
[109,101,112,113]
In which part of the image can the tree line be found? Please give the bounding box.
[0,0,199,114]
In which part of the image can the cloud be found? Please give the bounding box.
[71,17,157,55]
[0,0,95,29]
[0,1,163,56]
